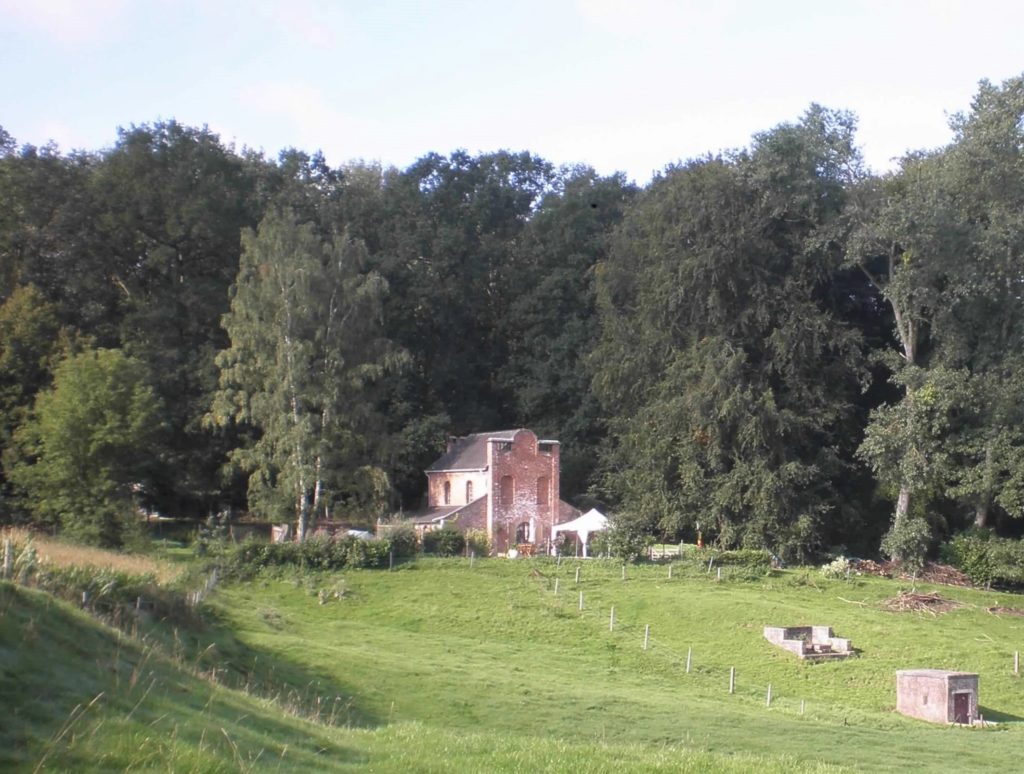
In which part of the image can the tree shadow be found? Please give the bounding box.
[161,600,385,729]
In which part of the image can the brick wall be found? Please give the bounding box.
[488,429,559,554]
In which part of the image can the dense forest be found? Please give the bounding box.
[2,74,1023,561]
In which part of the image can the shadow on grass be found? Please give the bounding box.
[978,705,1024,723]
[154,598,385,730]
[0,583,371,771]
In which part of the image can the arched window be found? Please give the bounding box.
[443,480,451,505]
[500,475,514,505]
[466,481,473,503]
[536,476,549,505]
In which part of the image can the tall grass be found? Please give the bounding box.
[1,527,182,584]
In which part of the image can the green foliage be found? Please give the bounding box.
[710,548,773,570]
[593,108,865,562]
[818,555,852,579]
[464,528,490,556]
[222,534,401,578]
[421,526,465,557]
[383,522,418,559]
[879,516,931,571]
[8,348,162,547]
[940,531,1024,587]
[602,515,651,562]
[210,207,404,538]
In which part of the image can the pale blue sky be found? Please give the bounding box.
[2,0,1022,182]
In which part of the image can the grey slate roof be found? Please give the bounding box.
[425,430,522,472]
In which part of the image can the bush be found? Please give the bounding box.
[941,532,1024,588]
[385,523,418,559]
[819,555,852,579]
[712,548,773,570]
[603,522,650,563]
[422,527,465,557]
[465,528,490,556]
[880,517,931,571]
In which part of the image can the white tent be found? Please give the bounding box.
[551,509,608,558]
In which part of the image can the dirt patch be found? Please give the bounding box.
[884,591,961,614]
[853,559,973,587]
[987,606,1024,618]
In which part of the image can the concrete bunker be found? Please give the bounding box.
[896,669,979,724]
[763,626,854,660]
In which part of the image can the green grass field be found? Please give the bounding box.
[4,555,1024,771]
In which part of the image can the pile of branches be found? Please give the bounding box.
[884,591,960,614]
[852,560,973,587]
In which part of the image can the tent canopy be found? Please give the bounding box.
[552,509,608,557]
[552,508,608,536]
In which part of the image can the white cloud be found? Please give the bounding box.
[0,0,128,45]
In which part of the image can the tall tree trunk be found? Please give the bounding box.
[894,484,911,528]
[973,442,995,529]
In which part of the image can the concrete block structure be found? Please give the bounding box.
[405,429,579,555]
[763,626,854,660]
[896,669,979,724]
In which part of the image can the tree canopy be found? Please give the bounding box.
[3,74,1024,556]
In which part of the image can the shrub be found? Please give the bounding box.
[603,522,650,563]
[422,526,465,557]
[713,548,773,570]
[880,517,931,571]
[385,523,418,559]
[819,555,852,579]
[465,528,490,557]
[941,532,1024,588]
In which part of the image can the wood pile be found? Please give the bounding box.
[884,591,960,614]
[852,559,972,587]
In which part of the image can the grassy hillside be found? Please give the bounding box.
[212,558,1024,772]
[3,553,1024,771]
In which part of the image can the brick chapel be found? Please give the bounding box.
[407,429,579,555]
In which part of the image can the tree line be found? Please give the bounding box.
[1,74,1022,561]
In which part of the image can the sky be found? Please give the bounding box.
[2,0,1023,183]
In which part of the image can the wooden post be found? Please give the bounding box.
[609,606,615,631]
[389,550,394,571]
[766,684,772,707]
[686,646,692,674]
[82,591,88,606]
[800,699,805,715]
[668,564,673,580]
[554,578,559,595]
[2,539,12,580]
[575,567,580,584]
[707,557,714,574]
[470,550,475,568]
[136,596,142,611]
[729,667,735,694]
[579,591,584,611]
[716,567,721,582]
[622,565,626,581]
[643,625,650,651]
